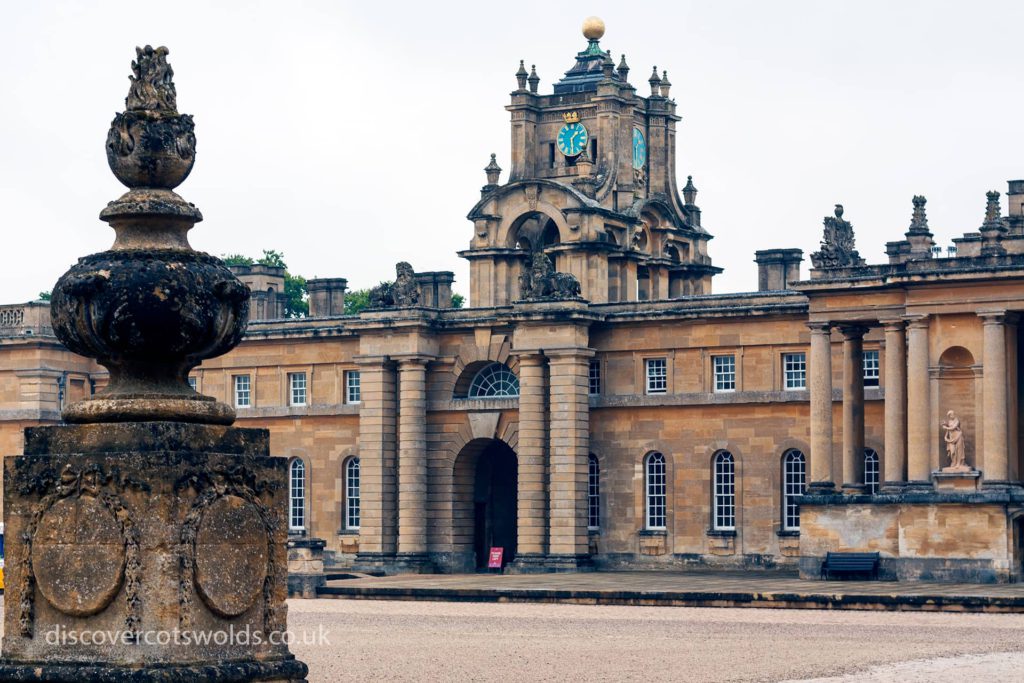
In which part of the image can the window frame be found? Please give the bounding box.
[863,349,880,388]
[289,458,306,532]
[863,448,880,494]
[345,370,361,405]
[712,451,736,531]
[468,362,520,399]
[289,371,307,407]
[713,354,737,393]
[587,454,600,531]
[645,452,667,530]
[783,352,807,391]
[645,358,668,395]
[233,374,251,408]
[588,359,601,396]
[782,450,806,531]
[344,456,361,531]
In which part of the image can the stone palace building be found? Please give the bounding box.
[3,20,1024,581]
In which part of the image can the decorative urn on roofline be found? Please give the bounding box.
[50,45,249,425]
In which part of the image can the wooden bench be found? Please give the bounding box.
[820,551,880,580]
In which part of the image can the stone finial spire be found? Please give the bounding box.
[660,70,671,98]
[908,195,930,233]
[810,204,866,269]
[528,64,540,93]
[618,54,630,82]
[50,46,249,425]
[683,176,698,206]
[602,51,615,79]
[903,195,934,258]
[515,60,529,90]
[980,190,1007,255]
[582,16,606,55]
[484,153,502,185]
[649,66,661,97]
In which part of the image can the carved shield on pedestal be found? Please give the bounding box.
[194,495,269,617]
[31,495,126,617]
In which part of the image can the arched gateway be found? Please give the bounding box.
[452,438,518,571]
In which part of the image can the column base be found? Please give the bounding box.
[840,483,866,494]
[508,553,593,573]
[981,479,1024,490]
[508,553,549,573]
[353,551,396,574]
[904,480,934,489]
[0,658,308,682]
[393,552,435,573]
[880,481,907,493]
[807,482,839,494]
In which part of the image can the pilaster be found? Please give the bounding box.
[513,352,548,562]
[354,355,398,562]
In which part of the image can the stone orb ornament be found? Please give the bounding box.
[50,46,249,425]
[582,16,605,41]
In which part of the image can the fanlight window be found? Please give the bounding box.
[468,363,520,398]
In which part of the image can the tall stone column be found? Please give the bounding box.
[980,312,1010,484]
[881,320,907,488]
[355,356,398,562]
[808,322,836,491]
[546,350,592,566]
[906,316,932,485]
[840,325,868,491]
[514,352,548,567]
[396,355,430,567]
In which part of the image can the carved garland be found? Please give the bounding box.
[15,463,146,638]
[176,464,284,634]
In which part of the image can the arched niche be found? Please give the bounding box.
[937,345,978,469]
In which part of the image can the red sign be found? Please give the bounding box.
[487,547,504,569]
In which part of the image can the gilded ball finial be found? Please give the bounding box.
[582,16,605,41]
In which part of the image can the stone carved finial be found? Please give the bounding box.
[649,66,661,97]
[683,175,698,206]
[368,262,422,308]
[660,70,671,98]
[941,410,970,472]
[602,52,615,79]
[518,251,582,301]
[983,190,1002,228]
[980,190,1007,256]
[49,47,249,425]
[908,195,930,234]
[810,204,866,269]
[127,45,177,113]
[515,60,529,90]
[528,64,540,93]
[484,153,502,186]
[618,54,630,82]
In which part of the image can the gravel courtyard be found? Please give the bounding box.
[287,599,1024,682]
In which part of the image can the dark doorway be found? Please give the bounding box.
[472,441,517,569]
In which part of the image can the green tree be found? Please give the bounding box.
[343,287,374,315]
[221,254,254,267]
[451,293,465,309]
[220,250,308,318]
[38,290,51,301]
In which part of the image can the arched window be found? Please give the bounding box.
[713,451,736,531]
[344,457,361,530]
[468,363,520,398]
[782,450,806,531]
[645,452,667,530]
[863,448,880,494]
[587,454,600,530]
[289,458,306,532]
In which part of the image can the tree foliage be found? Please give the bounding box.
[220,250,308,318]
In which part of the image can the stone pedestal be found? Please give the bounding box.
[287,537,326,599]
[933,469,981,492]
[0,423,307,682]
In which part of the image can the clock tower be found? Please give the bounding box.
[463,17,721,306]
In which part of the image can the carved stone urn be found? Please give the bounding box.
[50,45,248,425]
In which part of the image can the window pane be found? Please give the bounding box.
[783,450,806,530]
[289,459,305,531]
[714,355,736,392]
[346,457,361,530]
[588,359,601,396]
[645,452,667,529]
[588,454,600,529]
[864,448,880,494]
[784,353,806,390]
[645,358,667,395]
[234,374,251,407]
[289,372,307,406]
[468,363,520,398]
[713,451,736,530]
[863,350,880,387]
[346,371,361,404]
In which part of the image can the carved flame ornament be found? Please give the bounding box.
[50,46,249,424]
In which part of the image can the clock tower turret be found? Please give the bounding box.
[462,18,720,307]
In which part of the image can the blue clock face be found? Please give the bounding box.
[557,122,588,157]
[632,128,647,169]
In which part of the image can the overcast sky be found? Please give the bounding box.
[2,1,1023,304]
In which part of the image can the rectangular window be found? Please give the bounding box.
[713,355,736,392]
[289,372,307,406]
[645,453,667,530]
[548,143,556,168]
[346,370,361,404]
[588,359,601,396]
[187,377,197,391]
[233,374,251,408]
[863,350,880,387]
[783,353,807,390]
[645,358,667,395]
[587,455,600,530]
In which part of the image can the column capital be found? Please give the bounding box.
[393,354,433,368]
[904,314,930,330]
[353,354,395,369]
[513,351,547,366]
[837,324,870,340]
[879,318,906,332]
[805,321,833,334]
[978,309,1011,325]
[545,348,596,362]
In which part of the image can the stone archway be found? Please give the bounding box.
[452,438,518,572]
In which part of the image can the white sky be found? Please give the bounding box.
[2,1,1023,304]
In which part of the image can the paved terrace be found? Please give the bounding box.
[319,570,1024,613]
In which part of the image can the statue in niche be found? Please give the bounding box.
[941,410,969,471]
